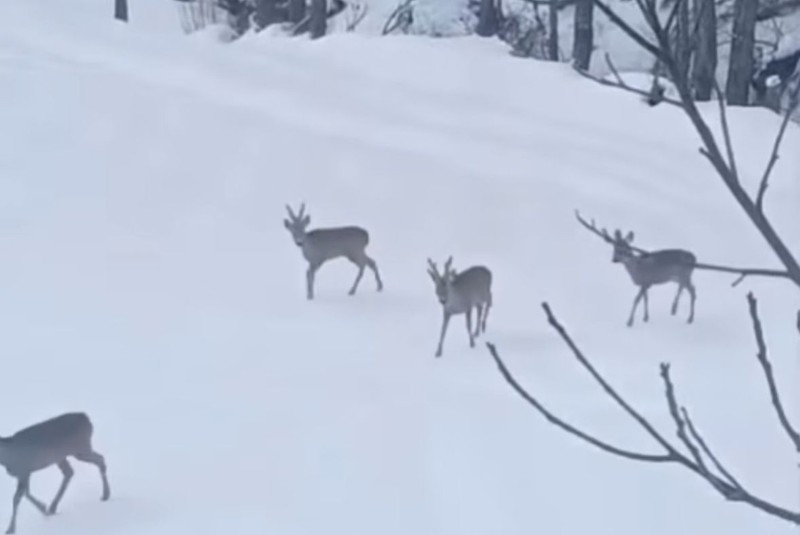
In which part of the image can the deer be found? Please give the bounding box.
[575,211,697,327]
[283,203,383,300]
[427,256,493,357]
[0,412,110,534]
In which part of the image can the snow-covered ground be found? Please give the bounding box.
[0,1,798,534]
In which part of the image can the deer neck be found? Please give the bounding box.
[621,255,644,282]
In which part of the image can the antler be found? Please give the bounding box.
[443,256,453,274]
[285,202,307,222]
[575,210,614,244]
[427,258,440,278]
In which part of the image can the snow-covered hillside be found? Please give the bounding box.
[0,1,798,535]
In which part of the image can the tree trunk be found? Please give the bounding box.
[726,0,759,105]
[691,0,717,101]
[289,0,306,25]
[114,0,128,22]
[674,0,691,83]
[547,3,559,60]
[309,0,327,39]
[476,0,499,37]
[572,0,594,70]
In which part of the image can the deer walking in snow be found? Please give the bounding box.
[610,229,697,327]
[0,412,110,534]
[283,203,383,300]
[427,257,492,357]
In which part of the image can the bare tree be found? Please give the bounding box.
[573,0,595,70]
[726,0,760,104]
[115,0,128,22]
[547,1,559,60]
[691,0,717,101]
[476,0,502,37]
[485,0,800,526]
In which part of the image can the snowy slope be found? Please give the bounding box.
[0,1,798,535]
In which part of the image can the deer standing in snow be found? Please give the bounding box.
[610,229,697,326]
[427,257,493,357]
[576,212,698,327]
[283,203,383,300]
[0,412,110,534]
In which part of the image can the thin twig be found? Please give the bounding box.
[681,407,744,490]
[486,342,671,462]
[747,293,800,454]
[541,303,677,451]
[710,80,739,183]
[573,64,682,107]
[756,81,800,212]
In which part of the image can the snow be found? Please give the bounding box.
[0,1,798,535]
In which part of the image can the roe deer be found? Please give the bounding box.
[283,203,383,300]
[0,412,110,534]
[611,229,697,327]
[427,257,492,357]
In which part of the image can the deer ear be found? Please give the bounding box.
[625,231,634,242]
[283,219,291,229]
[301,215,310,226]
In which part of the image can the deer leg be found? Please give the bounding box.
[671,284,684,315]
[686,282,696,324]
[627,287,646,327]
[306,262,320,300]
[24,488,47,516]
[365,256,383,292]
[47,460,74,515]
[436,311,451,358]
[6,477,27,534]
[465,308,475,348]
[347,256,366,296]
[472,304,483,338]
[481,300,491,333]
[642,287,650,322]
[74,450,111,501]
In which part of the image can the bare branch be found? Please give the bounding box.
[681,407,744,491]
[710,80,739,182]
[756,82,800,212]
[747,292,800,454]
[541,302,676,451]
[593,0,663,60]
[572,63,682,107]
[486,302,800,525]
[585,0,800,288]
[485,342,671,462]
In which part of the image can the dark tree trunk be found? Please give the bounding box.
[547,2,559,60]
[254,0,280,29]
[289,0,307,25]
[726,0,759,105]
[309,0,327,38]
[476,0,500,37]
[691,0,717,101]
[114,0,128,22]
[572,0,594,70]
[674,0,691,82]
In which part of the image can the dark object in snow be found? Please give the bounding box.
[645,80,666,106]
[0,412,110,534]
[752,48,800,99]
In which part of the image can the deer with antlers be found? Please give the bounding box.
[283,203,383,300]
[575,211,697,327]
[427,257,493,357]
